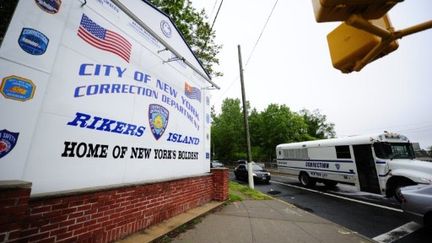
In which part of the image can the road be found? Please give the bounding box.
[230,172,431,243]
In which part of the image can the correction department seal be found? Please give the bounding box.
[149,104,169,140]
[1,76,36,101]
[160,20,172,38]
[35,0,62,14]
[0,130,19,159]
[18,28,49,55]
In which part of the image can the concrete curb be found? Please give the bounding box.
[116,201,225,243]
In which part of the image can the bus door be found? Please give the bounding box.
[353,145,381,194]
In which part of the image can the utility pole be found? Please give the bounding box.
[237,45,254,189]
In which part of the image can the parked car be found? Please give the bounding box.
[397,184,432,228]
[234,163,271,184]
[236,159,247,165]
[211,160,224,168]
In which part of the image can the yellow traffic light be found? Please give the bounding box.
[312,0,403,22]
[313,0,432,73]
[327,15,398,73]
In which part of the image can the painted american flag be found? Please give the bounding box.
[78,14,131,62]
[184,82,201,102]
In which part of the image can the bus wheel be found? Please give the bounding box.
[391,179,416,202]
[299,172,316,187]
[324,181,338,188]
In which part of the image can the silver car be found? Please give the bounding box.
[398,184,432,227]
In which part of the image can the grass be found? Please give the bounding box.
[229,181,272,201]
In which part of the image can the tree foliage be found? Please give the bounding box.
[299,109,336,139]
[211,99,245,162]
[211,99,336,162]
[149,0,222,77]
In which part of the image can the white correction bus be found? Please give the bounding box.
[276,132,432,199]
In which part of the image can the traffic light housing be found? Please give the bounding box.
[312,0,403,22]
[327,15,398,73]
[312,0,432,73]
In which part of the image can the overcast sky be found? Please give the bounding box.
[191,0,432,148]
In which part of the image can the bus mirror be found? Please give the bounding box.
[312,0,403,22]
[326,15,398,73]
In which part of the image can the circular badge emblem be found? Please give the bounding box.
[160,20,172,38]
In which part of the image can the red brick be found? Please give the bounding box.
[76,215,91,224]
[0,198,17,207]
[23,232,50,242]
[83,219,97,227]
[1,205,27,215]
[0,174,219,243]
[51,203,69,211]
[37,237,56,243]
[68,200,85,208]
[30,205,52,214]
[0,189,31,198]
[58,219,75,228]
[77,232,93,241]
[61,207,77,215]
[67,211,84,220]
[42,210,63,218]
[73,226,89,236]
[57,236,78,243]
[7,230,22,240]
[96,216,109,223]
[50,215,68,224]
[67,223,83,232]
[76,204,91,212]
[56,231,73,241]
[49,226,68,237]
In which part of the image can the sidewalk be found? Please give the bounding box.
[120,198,373,243]
[172,199,373,243]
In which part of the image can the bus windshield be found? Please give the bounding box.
[373,142,415,159]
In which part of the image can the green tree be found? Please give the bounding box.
[211,101,336,163]
[211,98,245,162]
[428,146,432,157]
[149,0,222,77]
[249,108,265,161]
[257,104,311,161]
[299,109,336,139]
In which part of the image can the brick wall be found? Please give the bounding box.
[0,169,228,242]
[211,168,229,201]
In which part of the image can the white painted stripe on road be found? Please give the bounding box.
[372,221,421,243]
[270,180,403,213]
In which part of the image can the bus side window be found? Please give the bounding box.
[336,145,351,159]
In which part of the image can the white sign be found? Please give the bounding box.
[0,0,212,194]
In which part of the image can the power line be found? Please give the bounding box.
[214,0,279,103]
[209,0,219,20]
[210,0,224,31]
[203,0,223,50]
[245,0,278,67]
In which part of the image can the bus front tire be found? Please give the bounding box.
[299,172,316,187]
[387,177,416,202]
